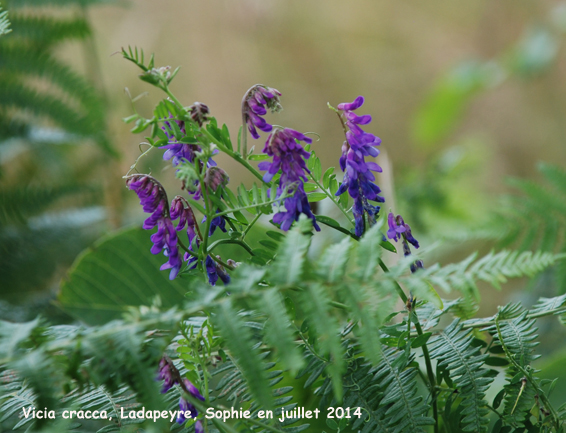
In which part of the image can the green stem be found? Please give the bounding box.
[200,128,269,185]
[213,191,291,217]
[308,173,354,225]
[377,259,408,303]
[208,239,255,256]
[494,316,560,428]
[242,213,261,239]
[413,311,438,433]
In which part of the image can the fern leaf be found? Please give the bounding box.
[211,353,309,432]
[302,283,344,400]
[260,289,304,372]
[0,45,104,114]
[214,301,273,410]
[493,313,539,427]
[428,320,494,432]
[268,223,311,286]
[317,236,352,283]
[0,4,10,36]
[7,14,90,44]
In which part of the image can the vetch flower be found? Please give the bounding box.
[242,85,282,140]
[156,357,175,394]
[183,378,205,401]
[126,175,182,280]
[335,96,385,236]
[387,212,423,273]
[195,420,204,433]
[177,396,197,424]
[387,213,419,249]
[200,166,230,236]
[258,128,320,232]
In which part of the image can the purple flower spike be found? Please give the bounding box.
[126,175,181,280]
[259,128,320,232]
[335,96,384,236]
[242,85,282,140]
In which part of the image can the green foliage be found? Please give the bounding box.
[0,3,10,36]
[58,227,188,325]
[428,320,494,432]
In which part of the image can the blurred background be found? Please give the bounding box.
[1,0,566,393]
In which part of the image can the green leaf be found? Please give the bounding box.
[317,237,352,283]
[214,300,273,410]
[269,225,311,286]
[411,332,432,348]
[307,193,327,202]
[260,289,304,372]
[248,154,270,161]
[58,227,188,325]
[355,222,384,281]
[322,167,334,189]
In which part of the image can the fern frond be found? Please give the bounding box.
[337,346,434,433]
[211,353,309,432]
[0,79,105,141]
[399,250,558,301]
[0,45,104,113]
[0,4,10,36]
[6,14,89,45]
[0,183,96,226]
[493,312,539,427]
[214,302,272,410]
[428,320,494,432]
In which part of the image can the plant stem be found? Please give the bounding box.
[413,311,439,433]
[200,127,269,186]
[308,172,354,225]
[207,239,255,256]
[242,213,261,239]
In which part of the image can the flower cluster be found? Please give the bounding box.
[126,175,182,280]
[259,128,320,232]
[170,195,231,285]
[200,166,229,236]
[160,118,200,167]
[387,212,423,272]
[157,357,204,431]
[335,96,385,237]
[242,85,282,139]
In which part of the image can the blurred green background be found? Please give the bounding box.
[1,0,566,401]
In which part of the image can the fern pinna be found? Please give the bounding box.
[2,45,566,433]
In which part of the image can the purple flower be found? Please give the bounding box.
[387,212,423,273]
[387,213,419,249]
[258,128,321,232]
[199,167,230,236]
[126,175,182,280]
[160,119,200,167]
[195,420,204,433]
[204,255,231,286]
[387,212,406,242]
[156,358,175,394]
[177,396,197,424]
[183,378,205,401]
[335,96,384,237]
[242,85,282,139]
